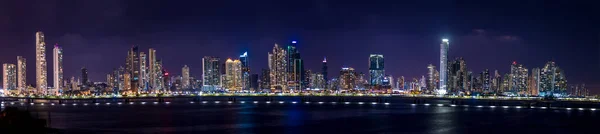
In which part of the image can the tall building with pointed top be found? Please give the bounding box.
[240,52,250,90]
[53,45,63,93]
[439,39,449,94]
[3,63,17,94]
[17,56,26,92]
[268,43,287,91]
[182,65,190,89]
[35,31,48,94]
[369,54,384,86]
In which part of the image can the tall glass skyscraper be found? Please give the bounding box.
[35,31,47,94]
[268,43,287,91]
[3,63,17,94]
[53,44,63,94]
[369,54,384,86]
[202,56,220,91]
[17,56,26,92]
[182,65,190,89]
[439,39,449,94]
[240,52,250,90]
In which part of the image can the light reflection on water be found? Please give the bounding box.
[1,101,598,133]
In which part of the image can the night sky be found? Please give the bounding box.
[0,0,598,93]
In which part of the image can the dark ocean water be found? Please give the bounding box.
[3,101,599,134]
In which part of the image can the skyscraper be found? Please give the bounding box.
[268,43,287,91]
[17,56,26,92]
[287,41,304,91]
[3,63,17,94]
[427,64,437,92]
[225,59,242,91]
[81,67,88,88]
[182,65,190,89]
[260,69,270,90]
[240,52,250,90]
[540,61,567,97]
[148,48,157,90]
[529,68,540,96]
[482,69,490,92]
[339,67,357,90]
[439,39,449,94]
[53,45,63,93]
[202,56,220,91]
[35,31,48,94]
[126,46,140,93]
[139,52,147,91]
[368,54,385,86]
[510,61,528,95]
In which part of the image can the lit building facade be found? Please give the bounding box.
[3,63,17,94]
[36,31,48,94]
[139,52,147,91]
[53,45,63,94]
[148,48,157,91]
[240,52,250,90]
[202,56,220,91]
[182,65,190,89]
[339,67,357,90]
[269,44,287,91]
[17,56,26,92]
[539,61,567,97]
[510,62,528,95]
[126,46,140,93]
[225,59,242,91]
[368,54,384,86]
[439,39,449,94]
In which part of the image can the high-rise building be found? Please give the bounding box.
[269,43,287,91]
[482,69,490,92]
[339,67,357,90]
[35,31,48,94]
[71,76,79,91]
[529,68,540,96]
[510,61,528,95]
[148,48,157,90]
[398,76,405,90]
[225,59,242,91]
[427,64,437,92]
[250,74,259,91]
[81,67,88,88]
[368,54,385,86]
[202,56,220,91]
[260,69,270,90]
[286,41,304,91]
[17,56,26,92]
[139,52,147,91]
[439,39,449,94]
[240,52,250,90]
[447,57,468,94]
[309,73,325,90]
[3,63,17,94]
[321,57,328,87]
[126,46,140,93]
[492,70,501,93]
[155,60,164,91]
[540,61,567,97]
[53,45,63,93]
[182,65,190,89]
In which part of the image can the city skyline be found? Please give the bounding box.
[0,1,598,94]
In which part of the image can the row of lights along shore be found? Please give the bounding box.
[1,101,597,111]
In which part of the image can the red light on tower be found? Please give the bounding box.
[512,61,517,65]
[165,72,169,76]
